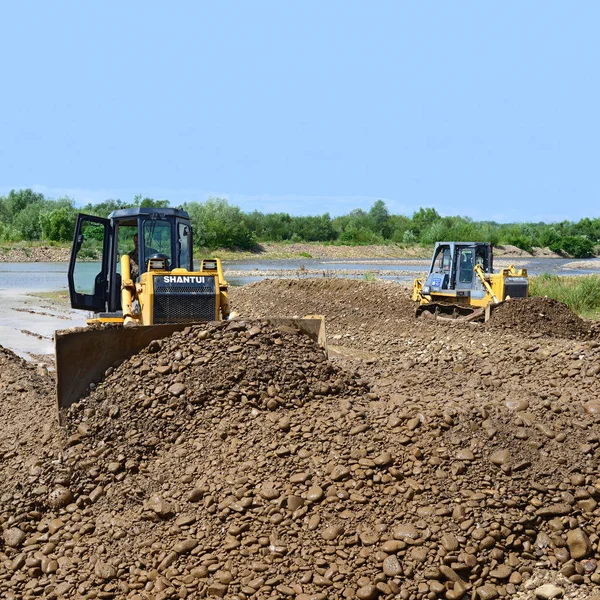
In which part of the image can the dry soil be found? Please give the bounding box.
[0,279,599,600]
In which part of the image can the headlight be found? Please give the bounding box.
[422,285,431,294]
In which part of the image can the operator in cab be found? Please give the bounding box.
[127,233,160,280]
[127,234,141,280]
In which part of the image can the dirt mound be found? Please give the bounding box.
[488,297,591,340]
[2,317,600,599]
[0,346,59,494]
[231,278,416,340]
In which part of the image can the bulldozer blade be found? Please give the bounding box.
[55,324,191,420]
[55,316,327,423]
[266,316,327,354]
[416,303,486,323]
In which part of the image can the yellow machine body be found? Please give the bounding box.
[87,256,230,327]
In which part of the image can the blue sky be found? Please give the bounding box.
[0,1,597,222]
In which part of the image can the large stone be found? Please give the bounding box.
[94,560,117,580]
[566,528,592,559]
[148,495,174,518]
[174,538,198,554]
[535,584,564,599]
[535,503,572,518]
[382,555,402,576]
[393,523,420,542]
[3,528,26,548]
[489,450,510,466]
[321,524,344,541]
[583,400,600,415]
[48,486,73,508]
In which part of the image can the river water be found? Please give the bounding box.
[1,257,599,291]
[0,258,599,360]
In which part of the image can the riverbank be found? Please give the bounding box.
[0,241,565,262]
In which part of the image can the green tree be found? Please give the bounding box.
[134,194,170,208]
[40,206,77,242]
[184,198,256,250]
[4,189,45,219]
[411,207,441,238]
[368,200,392,238]
[82,199,133,217]
[550,235,595,258]
[13,202,48,240]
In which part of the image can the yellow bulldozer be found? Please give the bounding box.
[413,242,529,321]
[56,208,325,416]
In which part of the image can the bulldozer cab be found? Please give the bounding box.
[68,208,194,314]
[426,242,492,293]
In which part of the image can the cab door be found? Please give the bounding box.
[68,214,111,312]
[455,247,475,291]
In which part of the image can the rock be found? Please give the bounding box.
[259,483,280,500]
[356,585,379,600]
[48,486,73,508]
[48,518,64,535]
[374,452,392,467]
[148,495,174,518]
[382,555,402,576]
[207,583,228,598]
[306,485,324,502]
[489,565,511,579]
[441,533,459,551]
[566,528,592,559]
[359,530,380,546]
[3,528,26,548]
[94,560,117,580]
[456,449,474,461]
[477,584,499,600]
[321,524,344,541]
[505,398,529,411]
[536,503,573,518]
[535,584,564,599]
[489,449,510,465]
[330,465,350,481]
[393,523,420,542]
[583,400,600,415]
[174,538,198,554]
[168,382,186,397]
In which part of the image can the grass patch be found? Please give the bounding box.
[530,274,600,318]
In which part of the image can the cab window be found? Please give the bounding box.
[178,222,190,270]
[459,248,474,283]
[433,246,451,273]
[143,220,172,269]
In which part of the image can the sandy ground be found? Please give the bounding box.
[563,260,600,270]
[0,290,85,363]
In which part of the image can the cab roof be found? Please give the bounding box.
[107,207,190,220]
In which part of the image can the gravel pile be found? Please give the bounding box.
[0,347,59,496]
[487,297,592,340]
[0,280,599,599]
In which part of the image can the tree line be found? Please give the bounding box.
[0,189,598,258]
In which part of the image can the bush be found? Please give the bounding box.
[338,222,384,245]
[504,235,533,253]
[550,236,595,258]
[40,206,77,242]
[185,198,256,250]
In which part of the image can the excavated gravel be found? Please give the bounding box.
[0,279,599,600]
[0,347,59,496]
[486,297,592,340]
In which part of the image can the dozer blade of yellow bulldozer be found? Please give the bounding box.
[55,317,327,422]
[416,302,486,322]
